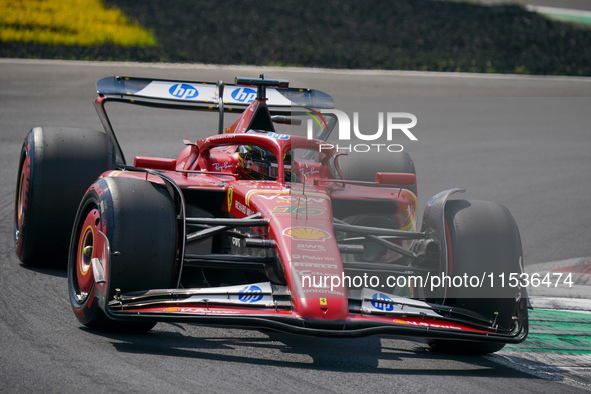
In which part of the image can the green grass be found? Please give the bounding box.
[0,0,156,46]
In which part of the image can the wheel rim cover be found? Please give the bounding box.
[76,208,100,300]
[16,160,28,242]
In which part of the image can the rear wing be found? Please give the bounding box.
[94,76,334,165]
[96,76,334,110]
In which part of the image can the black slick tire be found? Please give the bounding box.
[68,177,177,333]
[426,199,526,355]
[14,127,115,267]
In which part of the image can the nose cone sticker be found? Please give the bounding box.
[283,227,331,242]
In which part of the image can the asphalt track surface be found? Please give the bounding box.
[1,59,590,393]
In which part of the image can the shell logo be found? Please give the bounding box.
[282,227,331,242]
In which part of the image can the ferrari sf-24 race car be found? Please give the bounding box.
[14,75,528,354]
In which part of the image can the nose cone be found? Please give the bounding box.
[294,295,349,321]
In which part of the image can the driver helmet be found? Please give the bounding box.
[237,130,292,181]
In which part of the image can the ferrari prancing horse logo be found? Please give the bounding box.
[227,187,233,212]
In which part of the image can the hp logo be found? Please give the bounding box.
[238,285,263,303]
[169,83,199,99]
[370,293,394,311]
[231,88,257,103]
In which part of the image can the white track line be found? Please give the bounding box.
[527,5,591,18]
[530,297,591,313]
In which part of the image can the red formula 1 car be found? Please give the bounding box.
[15,75,527,354]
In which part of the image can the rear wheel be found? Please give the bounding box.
[14,127,115,267]
[337,151,417,267]
[338,151,416,195]
[68,177,177,332]
[426,199,526,355]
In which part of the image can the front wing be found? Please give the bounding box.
[100,282,528,342]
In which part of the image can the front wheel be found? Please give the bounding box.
[426,199,527,355]
[68,177,177,332]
